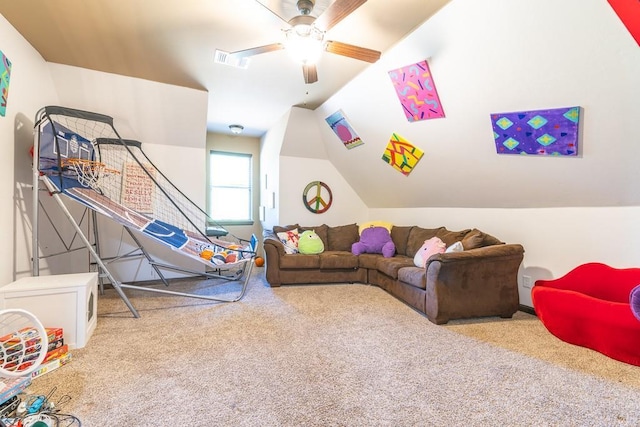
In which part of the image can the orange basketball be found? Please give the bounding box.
[254,257,264,267]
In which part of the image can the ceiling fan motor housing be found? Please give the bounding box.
[297,0,315,15]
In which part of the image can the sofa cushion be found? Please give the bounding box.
[406,227,444,258]
[376,256,415,280]
[436,228,471,247]
[390,226,414,256]
[461,229,505,249]
[280,254,320,269]
[357,253,382,270]
[319,251,359,269]
[397,266,426,290]
[327,223,359,251]
[276,228,300,254]
[273,224,299,234]
[481,231,505,246]
[359,221,393,234]
[446,241,464,253]
[300,224,329,249]
[461,230,484,250]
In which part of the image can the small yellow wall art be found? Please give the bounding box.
[382,133,424,176]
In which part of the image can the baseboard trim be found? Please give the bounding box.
[519,304,536,316]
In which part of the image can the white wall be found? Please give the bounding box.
[315,0,640,209]
[261,107,369,232]
[1,14,60,284]
[260,109,289,230]
[47,63,208,149]
[278,156,368,227]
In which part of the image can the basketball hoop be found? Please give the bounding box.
[62,158,120,191]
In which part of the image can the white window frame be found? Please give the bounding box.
[208,150,253,225]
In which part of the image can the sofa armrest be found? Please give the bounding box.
[424,244,525,324]
[263,237,285,287]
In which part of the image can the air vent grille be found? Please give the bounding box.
[214,49,249,69]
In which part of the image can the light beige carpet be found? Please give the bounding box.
[445,311,640,390]
[26,269,640,426]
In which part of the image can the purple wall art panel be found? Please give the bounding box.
[491,106,580,156]
[325,109,364,149]
[388,60,445,122]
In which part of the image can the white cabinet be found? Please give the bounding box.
[0,273,98,349]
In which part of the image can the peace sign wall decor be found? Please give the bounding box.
[302,181,333,214]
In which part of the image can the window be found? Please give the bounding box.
[208,151,252,224]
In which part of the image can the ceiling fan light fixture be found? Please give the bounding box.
[285,26,324,65]
[229,124,244,135]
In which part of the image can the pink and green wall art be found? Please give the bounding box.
[382,133,424,176]
[491,106,580,156]
[0,50,12,117]
[388,59,445,122]
[325,109,363,149]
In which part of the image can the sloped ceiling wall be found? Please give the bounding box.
[315,0,640,209]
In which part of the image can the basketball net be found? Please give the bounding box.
[62,158,121,191]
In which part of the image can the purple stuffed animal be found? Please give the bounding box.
[351,226,396,258]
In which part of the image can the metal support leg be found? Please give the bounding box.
[41,178,140,317]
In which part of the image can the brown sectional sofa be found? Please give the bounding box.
[263,223,525,324]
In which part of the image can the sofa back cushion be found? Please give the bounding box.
[436,228,471,247]
[461,228,505,249]
[406,227,444,258]
[390,226,414,256]
[273,224,299,234]
[327,223,359,251]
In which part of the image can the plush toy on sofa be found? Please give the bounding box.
[298,230,325,254]
[352,226,396,258]
[413,237,447,268]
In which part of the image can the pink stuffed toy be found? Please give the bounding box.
[351,226,396,258]
[413,237,446,268]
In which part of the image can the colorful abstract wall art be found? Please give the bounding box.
[607,0,640,46]
[491,106,580,156]
[382,133,424,176]
[388,60,445,122]
[0,50,12,117]
[325,110,363,149]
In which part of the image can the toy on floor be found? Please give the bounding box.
[351,226,395,258]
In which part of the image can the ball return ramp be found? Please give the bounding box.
[32,106,257,318]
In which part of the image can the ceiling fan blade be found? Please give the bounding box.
[229,43,285,59]
[314,0,367,31]
[324,40,381,63]
[303,64,318,84]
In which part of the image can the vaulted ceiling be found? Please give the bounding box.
[0,0,450,136]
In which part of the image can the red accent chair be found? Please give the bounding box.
[532,262,640,367]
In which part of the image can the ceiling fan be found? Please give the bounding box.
[222,0,381,84]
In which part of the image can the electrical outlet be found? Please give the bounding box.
[523,275,532,288]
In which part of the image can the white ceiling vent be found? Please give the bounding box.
[214,49,249,69]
